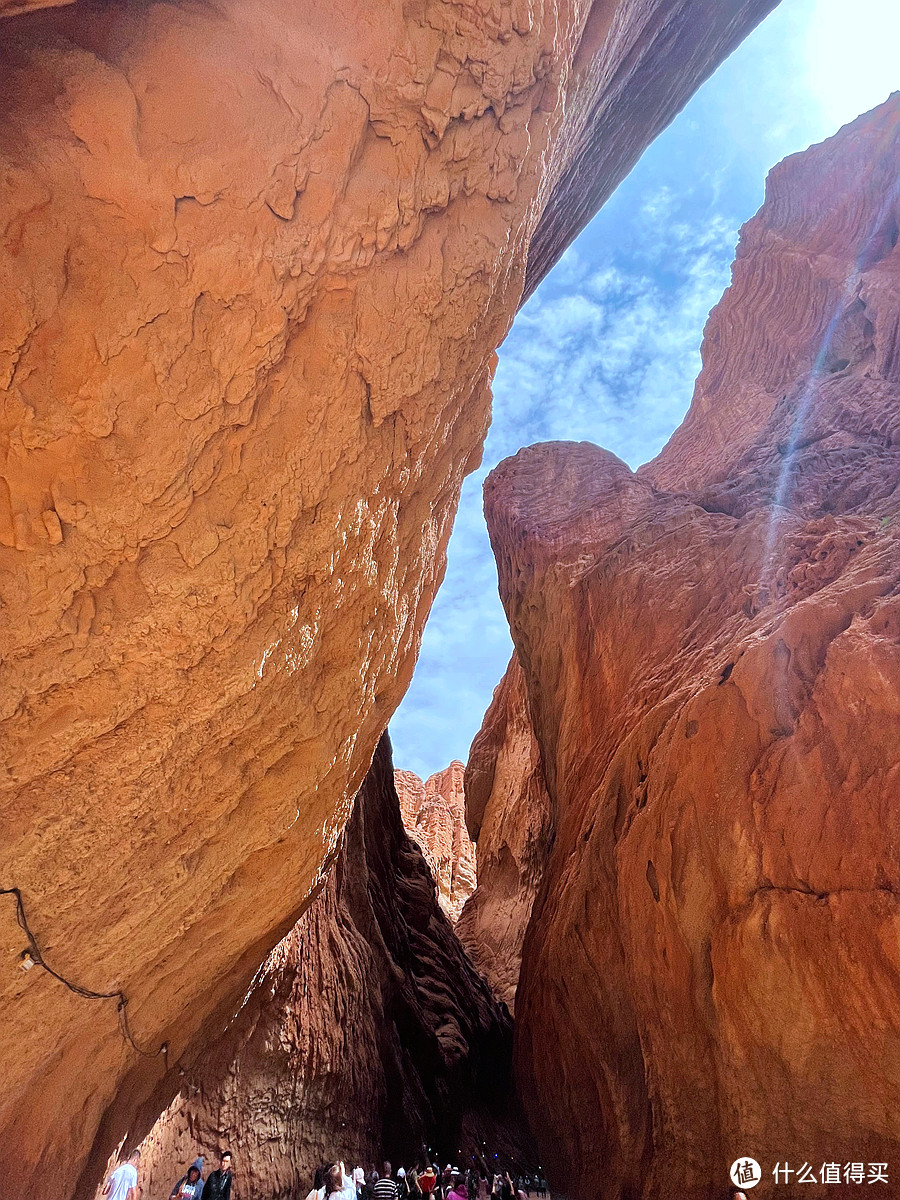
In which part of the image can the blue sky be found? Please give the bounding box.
[390,0,900,779]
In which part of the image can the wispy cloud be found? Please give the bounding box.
[491,199,737,470]
[390,0,878,777]
[392,198,737,777]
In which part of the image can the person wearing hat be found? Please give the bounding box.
[446,1171,468,1200]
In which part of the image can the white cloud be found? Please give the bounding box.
[490,196,737,470]
[390,0,891,777]
[392,200,737,774]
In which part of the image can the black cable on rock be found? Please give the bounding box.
[2,886,169,1066]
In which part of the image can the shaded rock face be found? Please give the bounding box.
[0,0,779,1192]
[484,99,900,1200]
[105,736,529,1200]
[395,762,476,923]
[456,655,552,1014]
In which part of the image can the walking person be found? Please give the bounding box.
[102,1149,141,1200]
[419,1164,437,1198]
[447,1171,468,1200]
[373,1163,399,1200]
[170,1159,205,1199]
[202,1150,233,1200]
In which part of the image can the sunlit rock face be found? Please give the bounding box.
[485,98,900,1200]
[395,763,476,923]
[0,0,779,1192]
[117,736,527,1200]
[455,655,552,1014]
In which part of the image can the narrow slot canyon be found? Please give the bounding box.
[1,0,899,1198]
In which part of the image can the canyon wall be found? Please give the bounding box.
[484,97,900,1200]
[0,0,779,1193]
[110,735,528,1200]
[395,762,476,923]
[456,655,552,1013]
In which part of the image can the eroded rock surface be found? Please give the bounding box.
[114,735,528,1200]
[456,655,552,1013]
[395,762,476,923]
[0,0,779,1193]
[485,99,900,1200]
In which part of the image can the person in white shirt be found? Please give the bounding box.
[102,1149,141,1200]
[318,1162,358,1200]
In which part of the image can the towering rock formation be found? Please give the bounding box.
[395,762,476,923]
[0,0,780,1192]
[456,656,552,1013]
[92,736,530,1200]
[484,97,900,1200]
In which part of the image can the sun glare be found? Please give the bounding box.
[806,0,900,131]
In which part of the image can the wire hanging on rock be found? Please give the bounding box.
[2,885,169,1065]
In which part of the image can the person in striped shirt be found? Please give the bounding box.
[372,1164,399,1200]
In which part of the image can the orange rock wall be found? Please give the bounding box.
[485,98,900,1200]
[395,762,476,922]
[0,0,779,1194]
[456,655,552,1013]
[111,736,528,1200]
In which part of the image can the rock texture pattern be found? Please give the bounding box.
[0,0,779,1193]
[395,762,476,922]
[456,655,552,1013]
[95,736,530,1200]
[484,98,900,1200]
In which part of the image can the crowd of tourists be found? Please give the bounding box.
[305,1160,548,1200]
[100,1149,548,1200]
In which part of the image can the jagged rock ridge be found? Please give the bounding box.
[483,97,900,1200]
[395,762,476,923]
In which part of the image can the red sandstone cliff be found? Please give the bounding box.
[0,0,780,1193]
[90,736,531,1200]
[395,762,477,923]
[455,656,552,1014]
[484,97,900,1200]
